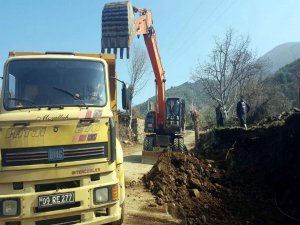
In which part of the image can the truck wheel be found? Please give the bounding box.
[148,136,154,151]
[110,202,125,225]
[143,137,150,150]
[173,138,178,151]
[178,138,184,153]
[173,138,184,152]
[143,136,153,151]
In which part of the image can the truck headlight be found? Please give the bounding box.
[0,198,20,217]
[94,187,109,203]
[93,185,118,204]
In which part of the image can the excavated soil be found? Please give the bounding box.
[144,111,300,225]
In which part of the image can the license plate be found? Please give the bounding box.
[38,192,75,208]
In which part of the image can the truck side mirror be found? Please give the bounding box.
[122,83,130,110]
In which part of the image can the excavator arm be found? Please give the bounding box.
[101,2,166,129]
[134,7,166,130]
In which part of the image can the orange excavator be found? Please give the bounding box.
[101,1,186,164]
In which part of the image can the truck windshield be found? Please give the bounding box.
[4,59,107,110]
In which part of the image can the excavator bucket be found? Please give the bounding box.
[101,1,135,59]
[142,150,164,165]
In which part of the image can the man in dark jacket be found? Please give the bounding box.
[236,96,250,128]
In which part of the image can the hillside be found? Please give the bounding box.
[259,42,300,75]
[265,58,300,106]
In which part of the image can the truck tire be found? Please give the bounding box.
[110,202,125,225]
[173,138,178,152]
[143,136,153,151]
[178,138,184,153]
[148,136,154,151]
[143,137,150,150]
[173,138,184,152]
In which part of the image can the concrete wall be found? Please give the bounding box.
[131,118,145,144]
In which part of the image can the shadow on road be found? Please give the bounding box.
[124,154,142,163]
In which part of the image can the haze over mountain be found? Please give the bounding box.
[259,42,300,75]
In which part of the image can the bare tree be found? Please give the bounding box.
[190,109,200,147]
[127,45,150,129]
[192,29,264,117]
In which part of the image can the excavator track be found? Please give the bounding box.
[101,1,135,58]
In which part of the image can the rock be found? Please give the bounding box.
[189,178,201,189]
[293,107,300,112]
[130,180,137,187]
[157,162,163,172]
[189,189,201,198]
[210,172,224,182]
[149,180,154,190]
[148,203,157,207]
[156,198,164,205]
[206,159,215,164]
[157,190,164,197]
[160,185,167,193]
[201,215,207,223]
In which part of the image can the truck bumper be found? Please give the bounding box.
[0,201,122,225]
[0,164,125,225]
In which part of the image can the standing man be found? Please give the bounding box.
[236,96,250,128]
[215,104,224,127]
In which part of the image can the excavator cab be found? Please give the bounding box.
[165,98,185,134]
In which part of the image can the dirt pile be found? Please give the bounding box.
[144,112,300,225]
[255,109,296,126]
[144,151,274,225]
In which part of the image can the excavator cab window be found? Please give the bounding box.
[166,98,181,120]
[165,98,184,133]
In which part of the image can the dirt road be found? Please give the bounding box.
[122,130,195,224]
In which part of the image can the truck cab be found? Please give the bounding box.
[0,52,125,225]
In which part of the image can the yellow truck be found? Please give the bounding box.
[0,51,127,225]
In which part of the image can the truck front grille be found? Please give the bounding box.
[35,180,80,192]
[36,215,81,225]
[2,142,108,167]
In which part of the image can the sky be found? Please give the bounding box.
[0,0,299,106]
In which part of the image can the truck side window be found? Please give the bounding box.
[8,74,16,98]
[8,74,16,107]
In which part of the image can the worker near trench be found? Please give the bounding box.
[236,95,250,129]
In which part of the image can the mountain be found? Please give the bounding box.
[265,58,300,106]
[135,80,208,116]
[259,42,300,75]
